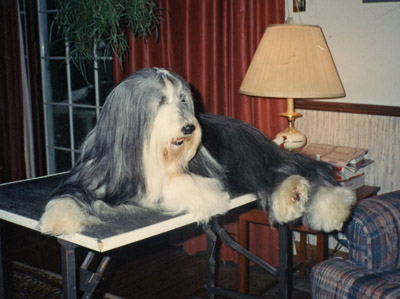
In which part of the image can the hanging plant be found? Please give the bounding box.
[54,0,163,77]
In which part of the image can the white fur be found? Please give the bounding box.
[142,142,230,223]
[142,105,202,205]
[140,79,229,222]
[158,174,229,222]
[270,175,310,223]
[40,198,101,236]
[305,186,356,232]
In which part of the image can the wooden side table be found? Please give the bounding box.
[238,185,380,294]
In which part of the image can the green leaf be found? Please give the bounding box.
[54,0,163,80]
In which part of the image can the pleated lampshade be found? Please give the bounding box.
[239,24,345,150]
[240,24,345,99]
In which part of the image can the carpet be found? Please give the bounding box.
[10,261,62,299]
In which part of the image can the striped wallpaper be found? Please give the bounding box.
[295,109,400,194]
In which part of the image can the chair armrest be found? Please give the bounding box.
[344,191,400,270]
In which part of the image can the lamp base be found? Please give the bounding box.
[274,112,306,150]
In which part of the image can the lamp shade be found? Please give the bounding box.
[239,24,345,99]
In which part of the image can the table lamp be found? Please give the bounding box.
[240,24,345,150]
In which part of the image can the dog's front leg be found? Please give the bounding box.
[40,197,101,236]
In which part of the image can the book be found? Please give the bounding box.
[338,173,365,191]
[298,144,368,167]
[343,159,374,173]
[334,167,363,181]
[334,159,374,180]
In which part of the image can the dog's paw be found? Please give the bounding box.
[159,174,230,223]
[193,188,230,224]
[303,186,356,232]
[270,175,310,223]
[39,197,100,236]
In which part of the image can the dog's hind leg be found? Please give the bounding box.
[303,186,355,232]
[270,175,310,224]
[40,197,101,236]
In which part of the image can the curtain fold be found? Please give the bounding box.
[0,0,26,183]
[114,0,287,135]
[18,1,36,180]
[113,0,286,266]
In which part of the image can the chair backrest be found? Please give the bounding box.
[344,191,400,270]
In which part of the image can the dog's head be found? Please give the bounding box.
[147,68,201,173]
[92,68,201,174]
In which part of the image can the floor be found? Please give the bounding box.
[2,222,311,299]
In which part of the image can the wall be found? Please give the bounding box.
[287,0,400,107]
[286,0,400,193]
[294,110,400,250]
[296,109,400,194]
[285,1,400,250]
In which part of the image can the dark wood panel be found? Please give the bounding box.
[295,100,400,117]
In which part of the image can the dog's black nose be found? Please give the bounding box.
[182,124,195,135]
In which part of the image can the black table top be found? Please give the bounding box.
[0,175,255,252]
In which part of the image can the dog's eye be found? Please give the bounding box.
[180,95,186,103]
[160,96,167,106]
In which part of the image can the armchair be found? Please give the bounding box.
[311,191,400,298]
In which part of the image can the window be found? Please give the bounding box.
[36,0,114,174]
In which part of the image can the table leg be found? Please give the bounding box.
[58,239,78,299]
[238,216,249,293]
[278,224,292,299]
[298,231,307,278]
[214,221,277,276]
[80,252,111,299]
[204,221,273,299]
[316,232,328,262]
[204,224,217,299]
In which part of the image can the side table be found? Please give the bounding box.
[238,185,380,294]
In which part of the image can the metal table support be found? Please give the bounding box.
[80,251,111,298]
[58,239,111,299]
[278,224,292,299]
[59,239,79,299]
[203,219,292,299]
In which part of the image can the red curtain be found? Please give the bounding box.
[113,0,286,266]
[0,0,26,183]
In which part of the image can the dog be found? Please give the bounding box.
[39,68,356,236]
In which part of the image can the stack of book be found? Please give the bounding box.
[298,144,374,191]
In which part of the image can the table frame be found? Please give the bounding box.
[0,175,300,298]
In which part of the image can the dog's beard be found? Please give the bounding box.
[164,131,202,174]
[142,134,230,222]
[141,100,230,220]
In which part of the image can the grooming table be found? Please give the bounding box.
[0,175,293,299]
